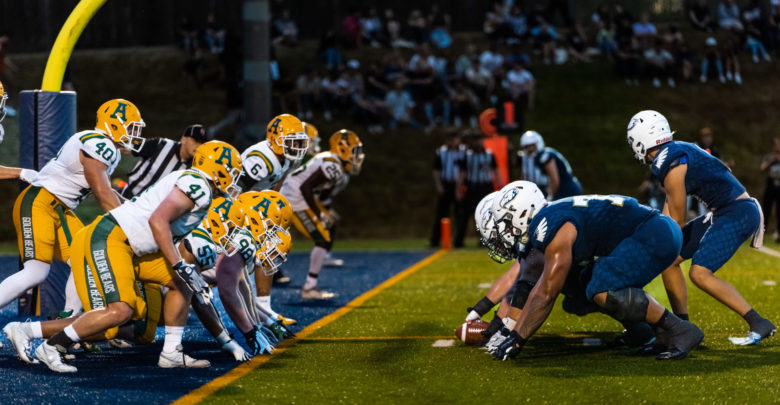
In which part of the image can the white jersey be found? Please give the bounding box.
[181,223,219,271]
[111,169,212,256]
[281,151,346,211]
[33,130,121,209]
[241,140,291,190]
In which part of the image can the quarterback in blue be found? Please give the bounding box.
[520,131,582,200]
[488,181,704,361]
[627,110,775,346]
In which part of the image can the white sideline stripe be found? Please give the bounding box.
[762,280,776,286]
[477,283,492,289]
[432,339,455,347]
[757,246,780,259]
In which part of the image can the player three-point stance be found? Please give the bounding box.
[5,141,241,372]
[489,181,704,361]
[0,99,145,315]
[519,130,582,200]
[239,114,308,322]
[627,110,775,345]
[281,129,364,299]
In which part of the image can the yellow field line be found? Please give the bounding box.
[172,249,447,405]
[303,335,453,341]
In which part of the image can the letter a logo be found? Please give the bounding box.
[268,118,281,135]
[216,147,233,169]
[110,102,128,121]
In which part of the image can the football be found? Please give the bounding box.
[455,319,490,346]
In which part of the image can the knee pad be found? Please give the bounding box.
[602,288,649,323]
[510,281,535,310]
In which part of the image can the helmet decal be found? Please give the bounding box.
[215,146,235,169]
[110,102,128,121]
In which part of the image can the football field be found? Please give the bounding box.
[183,242,779,404]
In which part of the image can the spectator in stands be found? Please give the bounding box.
[613,3,635,39]
[455,44,479,77]
[407,9,428,44]
[644,39,676,87]
[745,21,772,62]
[697,127,721,158]
[673,42,696,82]
[365,61,389,100]
[701,37,726,83]
[273,9,299,47]
[566,25,591,63]
[530,19,559,64]
[722,38,743,84]
[479,43,504,76]
[743,0,764,27]
[632,12,657,49]
[428,4,452,49]
[362,7,383,47]
[688,0,715,32]
[409,43,436,72]
[505,63,535,109]
[465,58,494,99]
[507,5,528,40]
[385,79,423,131]
[296,65,320,120]
[352,86,384,134]
[616,32,640,85]
[320,70,341,121]
[718,0,744,32]
[663,24,684,46]
[548,0,575,27]
[342,8,364,48]
[204,13,226,54]
[450,79,480,128]
[454,132,499,248]
[177,17,199,53]
[430,131,466,247]
[761,138,780,243]
[319,29,343,70]
[596,20,618,56]
[484,2,512,42]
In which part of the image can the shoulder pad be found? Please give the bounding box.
[80,134,119,166]
[176,170,212,208]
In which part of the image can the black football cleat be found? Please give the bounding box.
[656,321,704,361]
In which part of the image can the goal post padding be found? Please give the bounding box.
[17,90,76,316]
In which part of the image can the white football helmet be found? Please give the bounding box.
[475,191,505,263]
[626,110,674,162]
[490,181,547,262]
[520,130,545,153]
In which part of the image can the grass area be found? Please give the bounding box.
[203,245,779,404]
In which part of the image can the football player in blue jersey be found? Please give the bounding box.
[627,110,775,346]
[519,131,582,200]
[489,181,704,360]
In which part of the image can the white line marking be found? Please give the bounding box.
[762,280,776,286]
[758,246,780,259]
[432,339,455,347]
[477,283,492,289]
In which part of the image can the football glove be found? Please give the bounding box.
[485,327,510,354]
[244,326,275,355]
[268,320,295,340]
[259,324,280,345]
[318,211,334,229]
[19,169,38,184]
[493,331,526,361]
[173,260,212,305]
[221,338,252,362]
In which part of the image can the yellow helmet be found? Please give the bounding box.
[203,196,246,255]
[256,225,292,275]
[96,99,146,152]
[235,192,272,240]
[266,114,309,161]
[192,141,243,199]
[302,121,321,156]
[0,80,7,122]
[238,190,293,230]
[329,129,365,175]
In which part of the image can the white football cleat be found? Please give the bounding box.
[4,322,39,364]
[158,345,211,368]
[108,339,133,349]
[35,342,77,373]
[301,287,337,300]
[323,256,344,267]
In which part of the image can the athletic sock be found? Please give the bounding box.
[0,259,51,308]
[742,309,768,332]
[255,295,279,319]
[484,313,504,336]
[675,313,689,321]
[304,247,327,290]
[653,309,682,331]
[162,326,184,353]
[47,325,81,352]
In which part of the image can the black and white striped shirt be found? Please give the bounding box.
[434,144,466,183]
[461,149,497,186]
[122,138,188,198]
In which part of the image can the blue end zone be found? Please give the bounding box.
[0,251,431,404]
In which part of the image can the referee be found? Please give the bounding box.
[429,131,466,248]
[455,131,500,248]
[121,124,211,198]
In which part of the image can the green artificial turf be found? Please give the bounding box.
[203,245,779,404]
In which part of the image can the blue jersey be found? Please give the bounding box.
[651,141,745,210]
[528,195,657,263]
[535,147,581,199]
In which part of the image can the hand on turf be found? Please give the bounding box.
[221,338,252,362]
[173,260,212,305]
[244,326,275,355]
[485,328,510,354]
[259,324,280,345]
[493,331,526,361]
[269,320,295,340]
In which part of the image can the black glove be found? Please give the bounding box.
[493,330,527,361]
[173,260,212,305]
[269,320,296,340]
[243,326,274,355]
